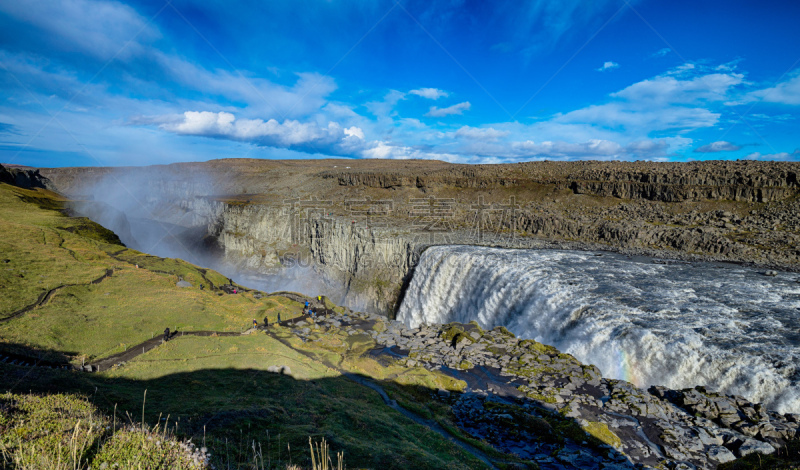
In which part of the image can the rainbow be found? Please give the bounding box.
[618,348,642,387]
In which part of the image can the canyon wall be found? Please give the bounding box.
[40,159,800,316]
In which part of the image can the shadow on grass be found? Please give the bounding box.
[8,341,795,470]
[2,342,497,469]
[0,338,643,469]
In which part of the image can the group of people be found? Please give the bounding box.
[302,300,318,317]
[250,312,283,330]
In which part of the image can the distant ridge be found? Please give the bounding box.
[0,163,57,191]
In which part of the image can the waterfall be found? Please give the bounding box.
[397,245,800,413]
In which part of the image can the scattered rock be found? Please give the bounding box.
[707,445,736,464]
[737,438,776,458]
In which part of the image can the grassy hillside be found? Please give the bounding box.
[0,182,493,469]
[0,183,303,362]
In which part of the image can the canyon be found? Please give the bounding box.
[40,158,800,315]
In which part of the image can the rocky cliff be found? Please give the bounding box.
[197,200,418,312]
[0,163,57,191]
[41,159,800,315]
[324,159,800,202]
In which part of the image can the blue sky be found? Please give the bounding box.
[1,0,799,167]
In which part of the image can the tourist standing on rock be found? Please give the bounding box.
[263,316,269,328]
[164,327,170,342]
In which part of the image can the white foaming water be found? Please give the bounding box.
[396,246,800,413]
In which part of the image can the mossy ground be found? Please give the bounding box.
[0,183,490,469]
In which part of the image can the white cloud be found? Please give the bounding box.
[447,126,510,140]
[359,141,459,161]
[511,139,622,157]
[597,61,619,72]
[748,113,794,122]
[0,0,157,60]
[504,139,669,160]
[409,88,449,100]
[343,126,365,140]
[365,90,407,119]
[694,141,740,153]
[451,138,672,161]
[148,111,365,155]
[156,53,338,119]
[743,150,800,161]
[550,66,747,136]
[653,48,671,57]
[559,103,719,133]
[425,101,471,117]
[744,72,800,105]
[497,0,643,57]
[611,70,744,105]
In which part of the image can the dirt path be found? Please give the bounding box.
[3,299,499,468]
[0,268,114,323]
[88,303,333,371]
[265,326,499,469]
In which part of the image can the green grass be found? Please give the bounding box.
[0,184,304,363]
[1,337,489,469]
[0,183,494,469]
[0,392,206,469]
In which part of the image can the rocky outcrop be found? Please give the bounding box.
[361,318,795,469]
[568,180,794,203]
[325,160,800,203]
[289,312,797,469]
[0,164,57,191]
[565,161,799,203]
